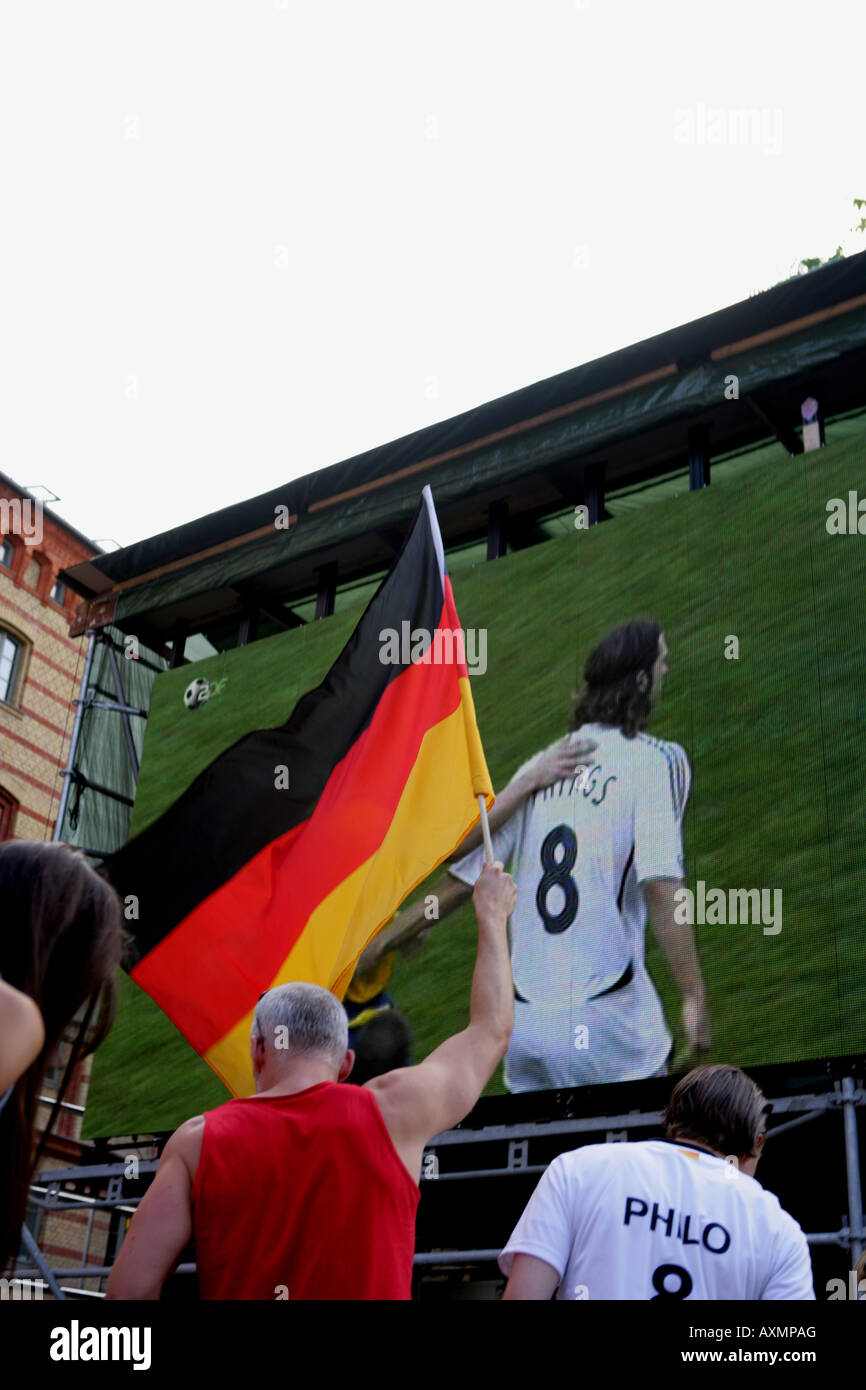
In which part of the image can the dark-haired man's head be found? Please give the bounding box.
[569,619,666,738]
[347,1009,413,1087]
[664,1064,770,1174]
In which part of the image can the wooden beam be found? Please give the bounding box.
[307,367,679,516]
[744,394,801,456]
[233,585,305,630]
[65,289,866,611]
[711,291,866,361]
[314,563,338,620]
[487,501,509,560]
[375,528,405,556]
[237,601,259,647]
[546,462,582,502]
[169,619,188,670]
[508,518,552,551]
[688,425,712,490]
[77,511,302,600]
[584,462,607,524]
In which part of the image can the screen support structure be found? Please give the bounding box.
[13,1075,864,1298]
[414,1076,865,1277]
[54,626,164,861]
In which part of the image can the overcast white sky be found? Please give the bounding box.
[1,0,863,549]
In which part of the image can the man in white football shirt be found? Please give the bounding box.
[501,1064,815,1300]
[357,619,709,1091]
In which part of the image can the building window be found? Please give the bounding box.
[50,577,67,606]
[0,629,23,704]
[42,1052,66,1091]
[0,787,18,841]
[0,537,13,570]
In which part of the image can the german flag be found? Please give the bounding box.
[109,487,493,1096]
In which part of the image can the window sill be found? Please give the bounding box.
[0,698,24,720]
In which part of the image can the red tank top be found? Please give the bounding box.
[190,1081,420,1300]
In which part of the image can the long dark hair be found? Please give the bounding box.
[0,841,128,1273]
[569,618,663,739]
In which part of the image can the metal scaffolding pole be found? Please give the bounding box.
[104,638,141,778]
[18,1222,65,1301]
[53,631,95,841]
[79,1204,96,1291]
[841,1076,864,1265]
[19,1075,865,1296]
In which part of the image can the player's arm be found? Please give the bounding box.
[502,1254,561,1300]
[645,878,711,1052]
[634,743,709,1054]
[0,979,45,1093]
[105,1117,203,1300]
[365,862,515,1173]
[354,873,471,976]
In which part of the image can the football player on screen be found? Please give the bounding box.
[361,618,710,1093]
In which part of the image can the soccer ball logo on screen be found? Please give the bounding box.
[184,677,211,711]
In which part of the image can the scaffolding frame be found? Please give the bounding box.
[53,625,165,859]
[12,1076,863,1299]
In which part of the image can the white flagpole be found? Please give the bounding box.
[425,485,494,867]
[478,794,495,863]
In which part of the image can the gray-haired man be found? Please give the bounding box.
[106,861,516,1301]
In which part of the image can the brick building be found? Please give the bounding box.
[0,472,98,843]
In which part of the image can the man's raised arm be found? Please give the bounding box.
[365,861,516,1177]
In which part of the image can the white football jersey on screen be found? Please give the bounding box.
[499,1139,815,1300]
[449,723,690,1089]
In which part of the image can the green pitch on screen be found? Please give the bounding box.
[84,434,866,1136]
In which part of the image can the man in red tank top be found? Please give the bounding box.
[106,862,515,1300]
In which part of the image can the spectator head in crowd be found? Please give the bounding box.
[0,842,127,1273]
[346,1007,413,1087]
[250,981,354,1088]
[663,1062,771,1174]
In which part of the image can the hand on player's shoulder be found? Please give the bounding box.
[521,733,597,793]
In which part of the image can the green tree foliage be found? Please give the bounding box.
[795,198,865,274]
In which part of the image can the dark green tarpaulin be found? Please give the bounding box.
[114,302,866,625]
